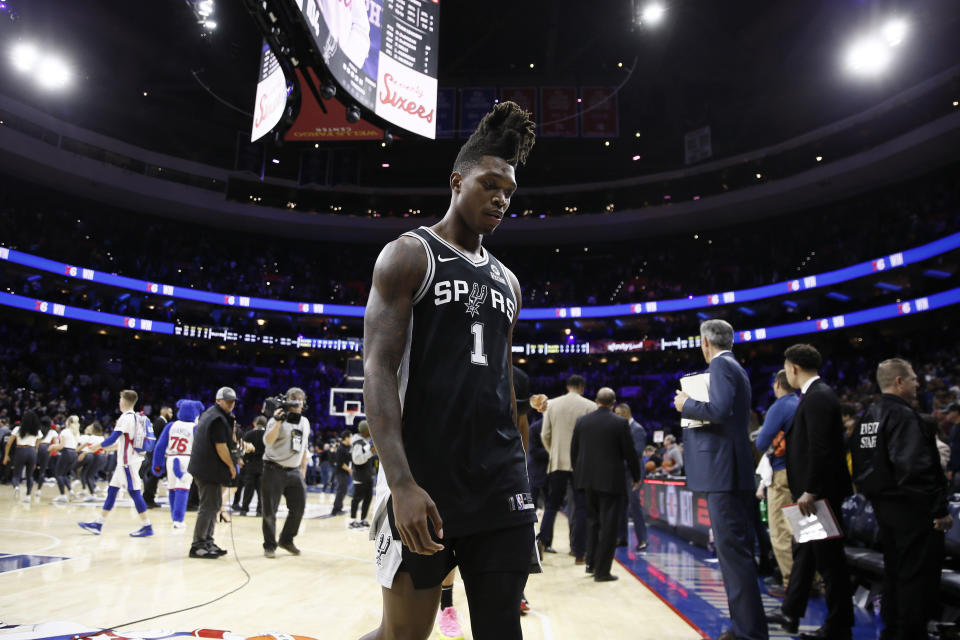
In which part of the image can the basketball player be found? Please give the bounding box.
[78,390,153,537]
[361,101,536,640]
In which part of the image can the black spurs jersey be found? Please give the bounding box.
[398,226,535,537]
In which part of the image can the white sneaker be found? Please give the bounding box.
[14,486,21,501]
[52,495,68,504]
[22,494,32,503]
[71,479,82,492]
[172,521,186,530]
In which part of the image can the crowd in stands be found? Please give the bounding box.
[3,166,958,317]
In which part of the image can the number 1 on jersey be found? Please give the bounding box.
[470,322,488,366]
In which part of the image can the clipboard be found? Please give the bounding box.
[782,499,843,543]
[680,372,710,428]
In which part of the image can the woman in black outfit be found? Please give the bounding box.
[3,410,42,502]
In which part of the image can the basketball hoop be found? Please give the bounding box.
[345,408,359,427]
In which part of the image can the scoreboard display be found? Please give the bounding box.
[297,0,440,139]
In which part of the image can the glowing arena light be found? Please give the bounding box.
[845,36,892,76]
[640,3,665,26]
[203,20,217,30]
[881,18,908,47]
[35,55,71,90]
[10,42,39,73]
[197,0,214,17]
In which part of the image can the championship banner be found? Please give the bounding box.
[500,87,537,123]
[685,125,713,165]
[250,41,287,142]
[580,86,618,138]
[459,87,497,138]
[436,87,456,139]
[284,69,385,142]
[540,87,579,137]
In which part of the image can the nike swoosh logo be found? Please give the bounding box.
[438,256,458,262]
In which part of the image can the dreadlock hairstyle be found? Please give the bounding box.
[452,101,536,175]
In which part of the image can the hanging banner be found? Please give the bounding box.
[284,69,385,142]
[500,87,538,123]
[580,86,618,138]
[250,41,288,142]
[540,87,579,137]
[436,87,456,139]
[685,126,713,165]
[459,87,497,138]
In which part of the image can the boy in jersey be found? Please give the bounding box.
[78,389,153,537]
[153,399,204,529]
[361,102,536,640]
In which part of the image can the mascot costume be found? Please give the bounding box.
[153,399,204,528]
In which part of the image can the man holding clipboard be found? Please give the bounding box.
[673,319,767,640]
[766,344,854,640]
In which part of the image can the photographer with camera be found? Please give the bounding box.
[261,387,310,558]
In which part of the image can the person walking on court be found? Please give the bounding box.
[330,429,353,517]
[674,319,768,640]
[538,374,596,560]
[571,388,642,582]
[3,409,42,503]
[360,101,537,640]
[766,344,853,640]
[350,421,376,528]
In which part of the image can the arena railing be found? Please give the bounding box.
[1,287,957,356]
[2,231,958,320]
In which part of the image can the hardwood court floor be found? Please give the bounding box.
[0,485,701,640]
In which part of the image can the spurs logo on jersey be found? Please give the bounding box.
[433,279,515,322]
[465,283,488,317]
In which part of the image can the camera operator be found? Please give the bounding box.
[261,387,310,558]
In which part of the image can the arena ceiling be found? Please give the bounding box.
[0,0,958,188]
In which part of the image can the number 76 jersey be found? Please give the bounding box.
[395,227,535,539]
[166,420,196,457]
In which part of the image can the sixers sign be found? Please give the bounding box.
[375,54,437,138]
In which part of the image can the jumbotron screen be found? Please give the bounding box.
[298,0,439,139]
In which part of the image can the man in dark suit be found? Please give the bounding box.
[674,319,767,640]
[766,344,853,640]
[571,388,642,582]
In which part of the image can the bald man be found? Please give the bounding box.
[571,388,642,582]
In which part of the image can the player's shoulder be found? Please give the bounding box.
[372,235,429,283]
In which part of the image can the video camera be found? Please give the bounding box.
[262,395,304,421]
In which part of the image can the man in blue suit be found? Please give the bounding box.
[673,319,768,640]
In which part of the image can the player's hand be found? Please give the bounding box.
[391,480,444,556]
[229,464,237,480]
[756,485,766,501]
[632,480,642,492]
[797,491,817,517]
[934,514,954,532]
[673,391,690,413]
[2,456,8,465]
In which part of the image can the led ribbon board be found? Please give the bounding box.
[1,231,958,320]
[2,288,958,353]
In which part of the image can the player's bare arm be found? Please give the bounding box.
[363,235,444,556]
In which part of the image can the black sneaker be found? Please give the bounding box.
[279,542,301,556]
[360,520,370,527]
[209,543,228,556]
[189,545,219,559]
